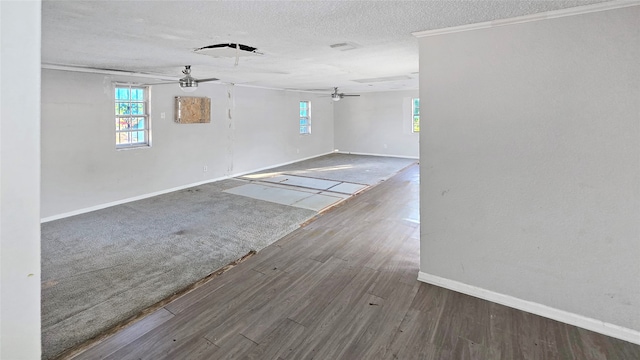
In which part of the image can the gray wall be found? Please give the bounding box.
[1,1,42,358]
[334,90,419,158]
[419,6,639,332]
[41,70,334,218]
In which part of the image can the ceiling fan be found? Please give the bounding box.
[331,87,360,101]
[147,65,218,92]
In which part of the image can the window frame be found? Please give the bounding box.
[114,83,151,149]
[299,100,311,135]
[411,98,420,133]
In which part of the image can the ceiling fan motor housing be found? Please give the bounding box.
[180,76,197,88]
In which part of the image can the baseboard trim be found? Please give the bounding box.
[41,151,334,223]
[41,177,229,223]
[417,271,640,345]
[334,150,419,160]
[230,151,334,178]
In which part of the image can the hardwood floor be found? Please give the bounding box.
[69,165,639,360]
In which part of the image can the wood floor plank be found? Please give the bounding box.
[100,269,284,359]
[283,267,382,359]
[451,337,501,360]
[210,333,258,360]
[306,226,358,263]
[387,309,444,359]
[387,310,451,360]
[286,262,380,329]
[392,236,421,286]
[241,259,344,343]
[73,307,174,360]
[238,258,338,343]
[251,227,328,274]
[163,264,266,315]
[284,256,367,327]
[241,318,306,360]
[100,319,205,360]
[343,281,420,359]
[70,164,640,360]
[305,293,385,360]
[362,222,414,272]
[489,304,563,360]
[366,240,417,299]
[158,334,220,360]
[201,269,301,346]
[409,283,450,322]
[573,327,640,360]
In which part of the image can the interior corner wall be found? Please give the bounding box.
[333,90,419,158]
[418,5,639,334]
[1,1,42,358]
[40,70,334,218]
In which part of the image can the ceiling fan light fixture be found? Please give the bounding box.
[329,87,359,101]
[180,84,198,93]
[179,76,198,92]
[331,87,342,101]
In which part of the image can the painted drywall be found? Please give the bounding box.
[418,5,639,334]
[0,1,42,358]
[333,90,419,158]
[41,70,334,218]
[229,86,335,174]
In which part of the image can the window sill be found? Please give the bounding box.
[116,145,152,151]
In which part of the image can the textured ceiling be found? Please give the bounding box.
[42,0,608,93]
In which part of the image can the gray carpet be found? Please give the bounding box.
[41,179,316,359]
[41,154,417,359]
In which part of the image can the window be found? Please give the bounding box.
[300,101,311,135]
[412,98,420,133]
[115,84,150,148]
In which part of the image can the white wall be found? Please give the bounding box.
[0,1,42,359]
[334,90,419,158]
[418,5,639,339]
[41,70,334,218]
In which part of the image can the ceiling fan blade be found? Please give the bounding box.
[341,94,360,97]
[196,78,219,83]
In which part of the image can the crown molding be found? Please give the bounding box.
[41,64,179,81]
[413,0,639,38]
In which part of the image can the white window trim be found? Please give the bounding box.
[411,98,420,133]
[114,82,152,149]
[300,100,311,135]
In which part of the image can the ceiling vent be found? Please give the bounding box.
[329,42,359,51]
[194,43,263,58]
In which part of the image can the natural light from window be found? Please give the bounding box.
[115,84,150,148]
[300,101,311,135]
[412,98,420,133]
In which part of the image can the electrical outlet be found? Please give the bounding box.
[203,166,208,172]
[161,112,166,119]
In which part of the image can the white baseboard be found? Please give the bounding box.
[41,151,334,223]
[230,151,334,178]
[40,177,229,223]
[334,150,419,160]
[417,272,640,345]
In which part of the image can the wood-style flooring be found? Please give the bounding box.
[69,164,640,360]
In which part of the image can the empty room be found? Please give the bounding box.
[1,0,639,359]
